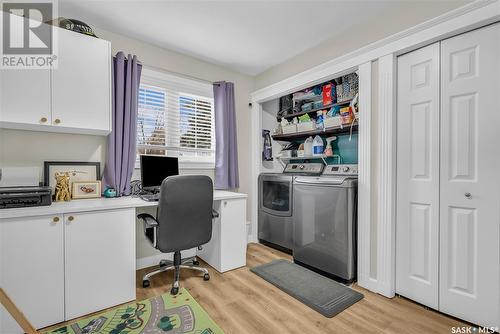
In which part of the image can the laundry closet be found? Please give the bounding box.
[396,24,500,328]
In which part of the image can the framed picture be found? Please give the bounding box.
[44,161,101,195]
[72,181,102,199]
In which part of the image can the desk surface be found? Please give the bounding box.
[0,190,247,220]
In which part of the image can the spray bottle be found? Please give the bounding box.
[262,130,273,161]
[324,136,337,157]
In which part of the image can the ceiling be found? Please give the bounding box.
[59,1,401,75]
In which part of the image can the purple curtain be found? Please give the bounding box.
[213,81,239,189]
[102,52,142,196]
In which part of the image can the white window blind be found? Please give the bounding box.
[136,68,215,168]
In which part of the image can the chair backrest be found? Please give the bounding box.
[156,175,214,253]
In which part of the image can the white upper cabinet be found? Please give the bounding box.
[0,69,51,126]
[52,28,111,134]
[0,14,111,135]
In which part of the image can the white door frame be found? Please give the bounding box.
[250,0,500,297]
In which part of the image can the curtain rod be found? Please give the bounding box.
[117,55,221,85]
[139,62,217,85]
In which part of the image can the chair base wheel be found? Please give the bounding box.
[192,260,200,266]
[170,286,179,295]
[142,280,150,288]
[203,273,210,281]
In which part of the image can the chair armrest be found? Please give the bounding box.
[212,209,220,219]
[137,213,158,228]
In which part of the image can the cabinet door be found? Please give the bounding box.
[196,201,222,271]
[64,209,135,320]
[220,199,247,271]
[395,43,440,309]
[0,215,64,333]
[0,69,51,126]
[52,28,111,133]
[439,24,500,328]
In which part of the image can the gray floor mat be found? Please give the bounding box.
[251,259,364,318]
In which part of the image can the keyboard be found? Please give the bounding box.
[140,193,160,202]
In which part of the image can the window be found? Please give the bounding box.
[137,85,167,156]
[136,68,215,168]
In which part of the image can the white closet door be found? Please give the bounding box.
[396,42,440,309]
[440,24,500,328]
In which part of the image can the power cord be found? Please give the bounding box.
[130,180,144,197]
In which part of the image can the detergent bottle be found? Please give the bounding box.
[312,135,324,156]
[304,136,313,156]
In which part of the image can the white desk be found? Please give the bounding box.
[0,190,247,333]
[0,190,247,219]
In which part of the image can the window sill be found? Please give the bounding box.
[179,163,215,170]
[134,164,215,171]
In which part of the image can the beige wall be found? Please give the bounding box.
[254,1,469,90]
[0,27,254,219]
[99,27,255,214]
[0,28,254,265]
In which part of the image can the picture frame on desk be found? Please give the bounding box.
[44,161,101,195]
[72,181,102,199]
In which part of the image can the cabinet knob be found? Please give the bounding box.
[465,192,472,199]
[67,216,74,222]
[53,217,60,223]
[40,117,48,123]
[54,118,61,124]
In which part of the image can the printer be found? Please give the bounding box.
[0,167,52,209]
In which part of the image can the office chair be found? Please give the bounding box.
[137,175,219,295]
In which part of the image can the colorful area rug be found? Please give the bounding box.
[44,288,223,334]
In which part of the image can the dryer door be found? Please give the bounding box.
[259,174,293,217]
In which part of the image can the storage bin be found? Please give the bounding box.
[313,100,323,110]
[324,116,342,129]
[282,124,297,134]
[297,121,315,132]
[301,102,314,112]
[337,73,359,102]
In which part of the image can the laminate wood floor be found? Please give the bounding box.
[44,243,466,334]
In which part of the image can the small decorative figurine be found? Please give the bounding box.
[54,172,71,201]
[103,187,117,198]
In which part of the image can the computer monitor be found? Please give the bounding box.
[140,155,179,191]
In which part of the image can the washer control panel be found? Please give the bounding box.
[322,164,358,176]
[283,163,324,175]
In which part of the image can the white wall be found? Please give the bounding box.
[0,27,254,267]
[0,26,254,209]
[97,27,255,219]
[254,1,469,90]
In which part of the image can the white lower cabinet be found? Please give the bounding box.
[64,209,136,320]
[198,198,247,272]
[0,215,65,333]
[0,208,136,332]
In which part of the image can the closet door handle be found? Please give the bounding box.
[464,192,472,199]
[67,216,75,222]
